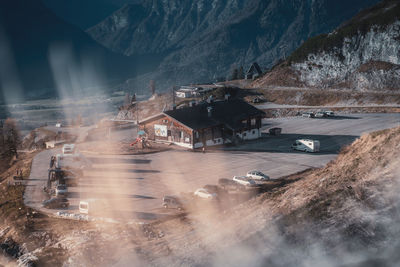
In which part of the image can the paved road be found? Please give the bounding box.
[24,113,400,222]
[255,102,400,110]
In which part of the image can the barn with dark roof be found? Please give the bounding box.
[139,99,265,149]
[246,62,263,80]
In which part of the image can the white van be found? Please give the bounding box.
[291,139,320,153]
[62,144,76,155]
[79,199,105,215]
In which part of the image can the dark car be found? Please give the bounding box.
[218,178,244,191]
[42,198,69,209]
[162,196,184,210]
[252,97,263,103]
[269,127,282,136]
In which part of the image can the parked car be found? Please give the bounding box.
[162,196,184,210]
[233,176,257,187]
[218,178,242,191]
[194,188,217,199]
[55,184,68,196]
[269,127,282,136]
[62,144,76,155]
[79,199,109,215]
[252,97,263,103]
[315,111,327,118]
[325,110,335,116]
[291,139,320,153]
[246,171,270,181]
[301,112,315,118]
[42,198,69,209]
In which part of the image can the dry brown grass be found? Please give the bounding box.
[250,88,400,106]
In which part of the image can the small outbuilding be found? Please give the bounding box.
[246,62,263,80]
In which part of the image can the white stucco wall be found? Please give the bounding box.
[194,138,232,148]
[236,129,260,140]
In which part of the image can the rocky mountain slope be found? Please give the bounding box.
[42,0,143,29]
[0,0,152,103]
[253,0,400,91]
[88,0,380,91]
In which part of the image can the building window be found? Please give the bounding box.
[195,131,199,138]
[252,130,255,134]
[251,118,256,126]
[243,132,247,137]
[180,131,184,139]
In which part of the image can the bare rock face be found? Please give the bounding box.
[87,0,379,90]
[292,21,400,90]
[349,61,400,91]
[254,1,400,91]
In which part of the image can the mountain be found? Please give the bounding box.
[0,0,146,103]
[253,0,400,91]
[88,0,381,91]
[41,0,142,30]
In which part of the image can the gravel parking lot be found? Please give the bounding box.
[24,113,399,222]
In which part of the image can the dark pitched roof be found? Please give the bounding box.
[246,62,262,75]
[163,99,265,130]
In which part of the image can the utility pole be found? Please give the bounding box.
[172,86,176,110]
[136,100,139,125]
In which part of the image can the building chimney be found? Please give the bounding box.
[207,106,213,117]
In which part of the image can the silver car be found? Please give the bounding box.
[315,111,327,118]
[301,112,315,118]
[246,171,270,180]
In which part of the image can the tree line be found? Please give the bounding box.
[231,66,245,80]
[0,118,20,160]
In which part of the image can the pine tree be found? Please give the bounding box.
[238,66,245,79]
[124,92,131,106]
[150,80,156,95]
[231,68,238,80]
[3,118,20,158]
